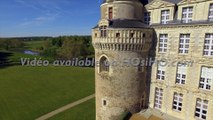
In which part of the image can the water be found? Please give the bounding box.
[24,50,39,55]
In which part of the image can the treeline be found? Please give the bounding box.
[0,39,25,50]
[41,36,94,59]
[0,36,94,59]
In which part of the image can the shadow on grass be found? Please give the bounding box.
[0,51,19,68]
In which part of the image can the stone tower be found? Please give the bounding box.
[92,0,153,119]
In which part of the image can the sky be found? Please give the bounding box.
[0,0,101,37]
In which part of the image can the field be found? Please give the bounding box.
[49,98,95,120]
[0,38,96,120]
[24,40,45,50]
[0,64,95,120]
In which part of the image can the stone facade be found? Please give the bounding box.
[147,0,213,120]
[92,0,213,120]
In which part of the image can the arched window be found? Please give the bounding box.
[100,56,109,72]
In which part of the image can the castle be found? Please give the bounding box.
[92,0,213,120]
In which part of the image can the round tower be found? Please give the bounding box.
[92,0,153,119]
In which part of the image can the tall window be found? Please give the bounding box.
[203,34,213,56]
[157,61,166,81]
[100,56,109,72]
[159,34,168,53]
[182,7,193,23]
[144,12,151,25]
[199,67,213,90]
[195,98,208,120]
[100,26,107,37]
[154,87,163,109]
[208,4,213,21]
[108,7,113,20]
[161,10,170,24]
[172,92,183,111]
[179,34,190,54]
[176,63,187,84]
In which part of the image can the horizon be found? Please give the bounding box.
[0,34,92,39]
[0,0,101,37]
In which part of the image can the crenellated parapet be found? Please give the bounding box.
[92,28,153,51]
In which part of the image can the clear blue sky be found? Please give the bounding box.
[0,0,101,37]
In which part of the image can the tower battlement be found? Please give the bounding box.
[92,28,152,51]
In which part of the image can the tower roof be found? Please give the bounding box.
[108,19,149,28]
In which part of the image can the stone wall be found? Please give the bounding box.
[149,24,213,120]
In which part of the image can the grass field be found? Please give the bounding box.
[24,40,45,50]
[49,98,95,120]
[0,65,95,120]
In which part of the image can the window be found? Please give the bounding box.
[154,88,163,109]
[161,10,170,24]
[144,12,151,25]
[100,26,107,37]
[208,4,213,21]
[143,33,146,38]
[173,93,183,111]
[195,98,208,120]
[130,33,134,38]
[100,56,109,72]
[108,7,113,20]
[116,33,120,38]
[103,100,107,106]
[199,67,213,90]
[182,7,193,23]
[203,34,213,56]
[176,63,187,84]
[157,61,166,80]
[179,34,190,54]
[140,94,146,108]
[159,34,168,53]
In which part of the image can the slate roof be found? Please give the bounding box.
[162,0,182,4]
[93,19,150,29]
[148,0,182,4]
[108,19,149,28]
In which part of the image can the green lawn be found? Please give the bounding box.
[24,40,45,50]
[0,50,53,65]
[0,66,95,120]
[49,98,95,120]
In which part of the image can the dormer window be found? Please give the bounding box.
[161,10,170,24]
[208,4,213,21]
[144,12,151,25]
[108,7,113,20]
[182,7,193,23]
[100,26,107,37]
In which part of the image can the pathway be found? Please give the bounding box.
[35,94,95,120]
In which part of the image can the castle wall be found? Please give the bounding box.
[149,24,213,120]
[95,51,147,120]
[93,28,153,120]
[177,1,213,21]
